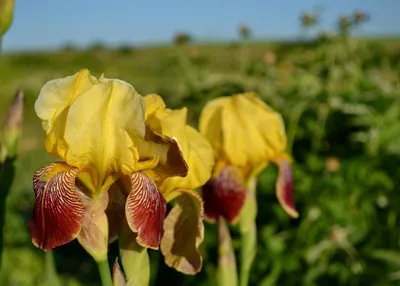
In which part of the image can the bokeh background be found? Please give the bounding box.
[1,0,400,285]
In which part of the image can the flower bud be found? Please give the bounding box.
[0,0,15,37]
[1,89,23,158]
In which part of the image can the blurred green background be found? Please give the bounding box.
[1,2,400,286]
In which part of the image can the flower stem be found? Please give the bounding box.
[311,104,330,153]
[286,102,307,156]
[177,46,197,90]
[44,251,61,286]
[238,177,258,286]
[0,156,17,269]
[218,217,238,286]
[97,259,113,286]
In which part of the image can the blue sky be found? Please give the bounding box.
[3,0,400,51]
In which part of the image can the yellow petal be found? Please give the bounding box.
[160,125,214,193]
[36,69,99,160]
[199,97,230,160]
[160,189,204,274]
[201,92,287,170]
[143,93,166,120]
[35,69,98,135]
[61,78,148,183]
[144,94,214,191]
[138,124,188,180]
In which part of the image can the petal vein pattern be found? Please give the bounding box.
[125,172,166,249]
[29,162,84,250]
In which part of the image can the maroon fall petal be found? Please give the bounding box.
[29,162,84,251]
[201,178,219,223]
[125,172,166,249]
[275,158,299,218]
[202,166,247,224]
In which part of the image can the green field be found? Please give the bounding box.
[1,36,400,285]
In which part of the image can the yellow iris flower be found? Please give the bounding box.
[30,69,188,262]
[29,69,214,275]
[199,92,298,223]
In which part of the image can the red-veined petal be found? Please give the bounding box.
[125,172,166,249]
[275,158,299,218]
[202,166,247,224]
[29,162,84,251]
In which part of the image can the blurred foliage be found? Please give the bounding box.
[1,12,400,285]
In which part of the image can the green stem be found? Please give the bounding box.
[311,104,330,153]
[97,259,113,286]
[0,36,3,84]
[239,177,258,286]
[239,39,249,74]
[44,251,61,286]
[286,102,307,156]
[177,46,197,90]
[0,156,16,269]
[218,217,238,286]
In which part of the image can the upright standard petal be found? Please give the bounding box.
[199,97,230,159]
[275,158,299,218]
[125,172,166,249]
[202,166,247,224]
[63,79,148,183]
[160,189,204,274]
[221,93,287,169]
[35,69,98,159]
[29,162,84,251]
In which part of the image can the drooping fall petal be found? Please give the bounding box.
[202,166,247,224]
[125,172,166,249]
[29,162,84,251]
[160,190,204,275]
[76,189,109,262]
[275,158,299,218]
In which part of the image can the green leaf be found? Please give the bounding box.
[368,249,400,269]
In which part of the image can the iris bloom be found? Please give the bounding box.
[199,92,298,224]
[29,69,195,263]
[142,94,214,274]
